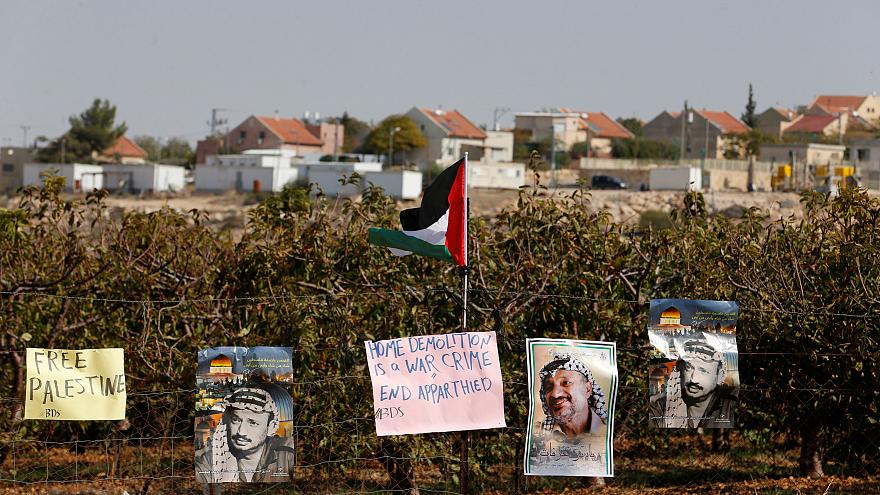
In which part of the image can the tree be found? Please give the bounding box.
[611,137,680,159]
[162,137,195,166]
[335,112,371,153]
[617,117,644,137]
[37,99,127,163]
[133,136,194,165]
[134,135,161,162]
[362,115,426,161]
[741,83,757,128]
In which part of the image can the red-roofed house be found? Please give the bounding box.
[227,115,327,156]
[643,109,750,159]
[406,107,512,167]
[576,112,635,157]
[807,94,880,122]
[513,108,635,158]
[100,135,147,164]
[783,114,843,137]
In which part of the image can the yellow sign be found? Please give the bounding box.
[25,348,126,421]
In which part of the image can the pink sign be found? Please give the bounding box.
[365,331,506,436]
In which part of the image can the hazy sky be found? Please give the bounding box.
[2,0,877,145]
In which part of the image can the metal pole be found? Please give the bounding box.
[460,152,469,495]
[550,123,556,188]
[702,115,708,191]
[334,121,340,161]
[679,100,687,161]
[20,126,30,148]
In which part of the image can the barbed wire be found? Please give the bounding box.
[2,288,878,320]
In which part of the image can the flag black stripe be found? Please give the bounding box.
[399,158,463,231]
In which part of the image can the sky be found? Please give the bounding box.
[1,0,878,146]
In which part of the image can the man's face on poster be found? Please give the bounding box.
[542,370,592,426]
[226,408,271,457]
[680,357,720,403]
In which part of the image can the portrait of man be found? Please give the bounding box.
[537,353,609,440]
[524,339,618,478]
[650,340,736,428]
[196,387,294,483]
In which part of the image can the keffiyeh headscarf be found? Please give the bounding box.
[662,340,725,428]
[539,353,608,431]
[208,387,279,482]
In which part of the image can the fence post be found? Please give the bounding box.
[460,431,469,495]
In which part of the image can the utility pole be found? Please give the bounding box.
[208,109,229,136]
[20,125,31,148]
[679,100,688,161]
[492,107,510,131]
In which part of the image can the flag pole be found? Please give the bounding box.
[462,152,468,331]
[459,152,469,495]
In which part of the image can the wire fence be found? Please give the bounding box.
[1,290,879,494]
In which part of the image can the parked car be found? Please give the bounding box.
[591,175,627,190]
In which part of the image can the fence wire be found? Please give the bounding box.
[0,290,878,494]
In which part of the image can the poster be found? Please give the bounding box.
[194,346,295,483]
[647,299,740,428]
[24,348,126,420]
[524,339,618,477]
[365,331,506,436]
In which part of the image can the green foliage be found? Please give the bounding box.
[617,117,644,137]
[134,135,194,165]
[638,209,674,229]
[512,128,533,160]
[742,83,757,128]
[336,112,371,152]
[362,115,426,155]
[162,137,195,165]
[1,174,879,486]
[612,137,680,159]
[724,129,774,159]
[134,135,162,161]
[37,99,127,163]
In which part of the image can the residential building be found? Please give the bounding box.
[405,107,490,167]
[0,146,35,193]
[462,130,514,163]
[755,107,798,137]
[851,139,880,167]
[760,143,846,167]
[227,115,325,156]
[806,94,880,125]
[643,109,750,159]
[577,112,635,157]
[513,109,633,157]
[205,149,297,168]
[513,111,583,151]
[305,122,345,156]
[195,138,223,165]
[782,114,844,138]
[99,136,147,164]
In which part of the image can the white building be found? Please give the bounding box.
[205,149,297,168]
[102,164,186,193]
[314,170,423,199]
[469,162,525,189]
[23,163,104,192]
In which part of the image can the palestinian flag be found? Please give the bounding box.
[368,158,466,266]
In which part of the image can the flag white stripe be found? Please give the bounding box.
[386,210,449,257]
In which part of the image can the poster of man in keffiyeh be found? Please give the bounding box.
[647,299,740,428]
[524,339,618,477]
[194,347,295,483]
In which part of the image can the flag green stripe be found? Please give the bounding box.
[368,228,454,263]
